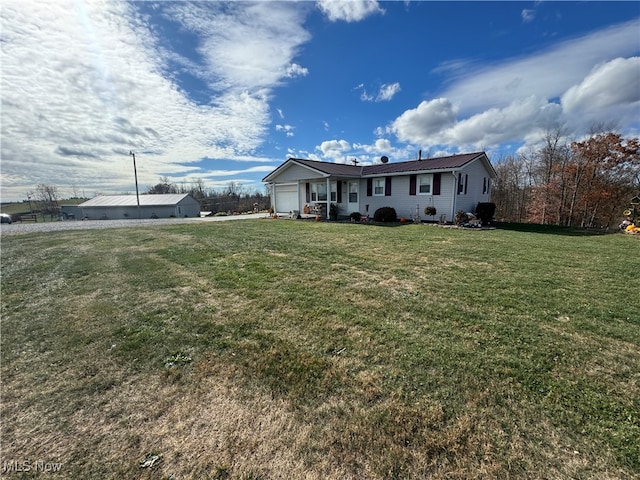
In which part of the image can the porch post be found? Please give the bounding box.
[326,177,331,219]
[271,182,276,213]
[450,172,457,223]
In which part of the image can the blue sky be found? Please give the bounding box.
[1,1,639,201]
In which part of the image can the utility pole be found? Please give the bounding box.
[129,151,141,219]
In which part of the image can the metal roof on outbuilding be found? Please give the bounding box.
[79,194,192,207]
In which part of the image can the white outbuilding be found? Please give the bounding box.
[79,194,200,220]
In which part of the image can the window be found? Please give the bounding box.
[367,177,391,196]
[457,173,467,195]
[418,174,432,194]
[374,178,385,196]
[483,177,491,195]
[349,182,358,203]
[311,183,327,202]
[330,181,343,202]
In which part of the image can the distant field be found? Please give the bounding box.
[1,198,87,221]
[1,220,638,479]
[0,202,33,215]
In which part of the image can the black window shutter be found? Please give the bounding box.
[337,181,342,203]
[464,174,468,195]
[385,177,392,196]
[409,175,416,196]
[433,173,441,195]
[305,182,310,202]
[366,178,372,196]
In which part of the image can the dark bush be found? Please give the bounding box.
[475,202,496,225]
[350,211,361,222]
[373,207,397,223]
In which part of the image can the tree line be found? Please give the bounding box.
[492,129,640,228]
[147,178,270,214]
[20,180,269,217]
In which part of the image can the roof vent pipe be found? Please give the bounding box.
[419,150,422,160]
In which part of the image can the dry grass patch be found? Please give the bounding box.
[1,222,638,479]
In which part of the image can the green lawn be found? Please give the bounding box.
[1,220,638,479]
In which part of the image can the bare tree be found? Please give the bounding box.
[34,184,59,214]
[533,127,570,224]
[147,176,178,194]
[493,154,530,222]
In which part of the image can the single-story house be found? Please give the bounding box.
[262,152,497,222]
[78,193,200,220]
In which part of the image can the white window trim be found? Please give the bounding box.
[348,181,358,203]
[458,173,466,195]
[418,174,432,195]
[483,177,491,195]
[373,178,385,196]
[311,182,327,202]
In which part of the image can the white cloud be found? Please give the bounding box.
[521,9,535,23]
[356,85,374,102]
[391,96,564,150]
[356,82,401,102]
[0,0,312,200]
[376,82,401,101]
[200,165,275,178]
[317,139,351,161]
[440,19,639,116]
[391,19,640,153]
[286,63,309,78]
[353,138,392,155]
[442,96,563,149]
[562,57,640,114]
[317,0,384,23]
[317,137,416,165]
[276,124,295,137]
[391,98,457,144]
[164,2,311,92]
[352,138,412,163]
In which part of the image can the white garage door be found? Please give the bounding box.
[274,184,299,213]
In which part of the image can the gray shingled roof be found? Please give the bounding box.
[362,152,485,175]
[79,194,192,207]
[290,158,362,176]
[264,152,488,182]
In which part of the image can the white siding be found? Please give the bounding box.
[265,155,495,222]
[455,159,493,214]
[274,164,325,182]
[177,197,201,217]
[80,195,200,219]
[360,174,458,221]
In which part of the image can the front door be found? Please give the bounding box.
[347,181,359,214]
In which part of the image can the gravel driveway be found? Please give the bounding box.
[0,213,267,236]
